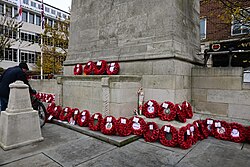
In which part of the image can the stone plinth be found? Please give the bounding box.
[0,81,43,150]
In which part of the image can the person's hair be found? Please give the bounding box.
[19,62,29,70]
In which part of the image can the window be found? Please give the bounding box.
[22,11,28,22]
[63,14,67,19]
[57,12,61,17]
[31,1,36,8]
[200,18,206,40]
[231,8,250,35]
[48,19,53,27]
[6,5,12,17]
[29,13,34,24]
[14,7,18,17]
[23,0,29,5]
[36,15,41,26]
[45,7,50,12]
[51,9,56,15]
[37,4,41,9]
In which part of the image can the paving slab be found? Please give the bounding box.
[77,140,183,167]
[175,139,250,167]
[200,137,243,150]
[43,137,117,167]
[1,153,61,167]
[0,123,88,165]
[242,143,250,151]
[53,119,140,147]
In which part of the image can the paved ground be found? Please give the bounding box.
[0,123,250,167]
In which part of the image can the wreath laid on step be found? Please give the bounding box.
[182,101,193,118]
[46,102,56,114]
[204,118,214,136]
[187,124,198,144]
[178,125,193,149]
[175,104,186,123]
[100,116,117,135]
[89,113,103,131]
[93,60,107,75]
[159,125,178,147]
[50,105,62,120]
[45,94,54,103]
[116,117,132,136]
[143,122,159,142]
[77,110,91,127]
[106,62,120,75]
[68,108,80,125]
[73,64,83,75]
[192,120,205,141]
[211,120,231,140]
[158,101,176,121]
[229,122,246,143]
[59,107,72,121]
[84,61,95,75]
[130,116,147,136]
[143,100,159,118]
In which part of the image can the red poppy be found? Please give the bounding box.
[229,122,246,143]
[159,125,178,147]
[46,102,56,115]
[211,120,231,140]
[89,113,103,131]
[129,116,147,136]
[203,118,214,136]
[93,60,107,75]
[84,61,95,75]
[143,122,159,142]
[143,100,159,118]
[187,124,198,144]
[106,62,120,75]
[175,104,186,123]
[77,110,91,127]
[182,101,193,118]
[116,117,132,136]
[73,64,83,75]
[193,120,208,140]
[178,125,193,149]
[158,101,176,121]
[100,116,117,135]
[59,107,72,121]
[68,108,80,125]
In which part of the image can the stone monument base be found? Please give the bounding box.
[0,110,44,150]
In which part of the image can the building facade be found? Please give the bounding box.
[0,0,70,70]
[200,0,250,69]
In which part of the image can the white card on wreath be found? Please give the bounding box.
[121,118,126,124]
[74,110,78,114]
[164,126,170,133]
[187,130,191,135]
[133,117,139,123]
[186,101,188,107]
[65,108,68,112]
[94,114,99,119]
[207,120,213,125]
[149,124,154,130]
[190,126,194,132]
[88,62,91,65]
[107,117,112,122]
[178,105,182,110]
[110,66,115,72]
[215,122,221,128]
[48,115,53,120]
[111,63,115,66]
[148,101,153,106]
[97,61,102,66]
[82,111,86,116]
[162,103,169,109]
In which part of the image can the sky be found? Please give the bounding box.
[43,0,72,12]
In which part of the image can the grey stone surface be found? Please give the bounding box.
[77,140,182,167]
[228,104,250,120]
[1,153,61,167]
[192,67,243,77]
[176,139,250,167]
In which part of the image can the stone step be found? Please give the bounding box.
[52,120,140,147]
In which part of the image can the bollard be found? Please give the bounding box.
[0,81,43,150]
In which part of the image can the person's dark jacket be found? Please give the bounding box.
[0,66,33,99]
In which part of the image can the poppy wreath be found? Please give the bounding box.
[49,105,62,120]
[143,122,159,142]
[143,100,159,118]
[73,64,83,75]
[93,60,107,75]
[175,104,186,123]
[187,124,198,144]
[77,110,91,127]
[46,102,56,115]
[89,113,103,131]
[211,120,231,140]
[68,108,80,125]
[100,116,117,135]
[158,101,176,121]
[59,107,72,121]
[130,116,147,136]
[193,120,208,140]
[182,101,193,119]
[84,61,95,75]
[204,118,214,136]
[246,126,250,142]
[229,122,246,143]
[45,94,54,103]
[178,125,193,149]
[116,117,133,137]
[159,125,178,147]
[106,62,120,75]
